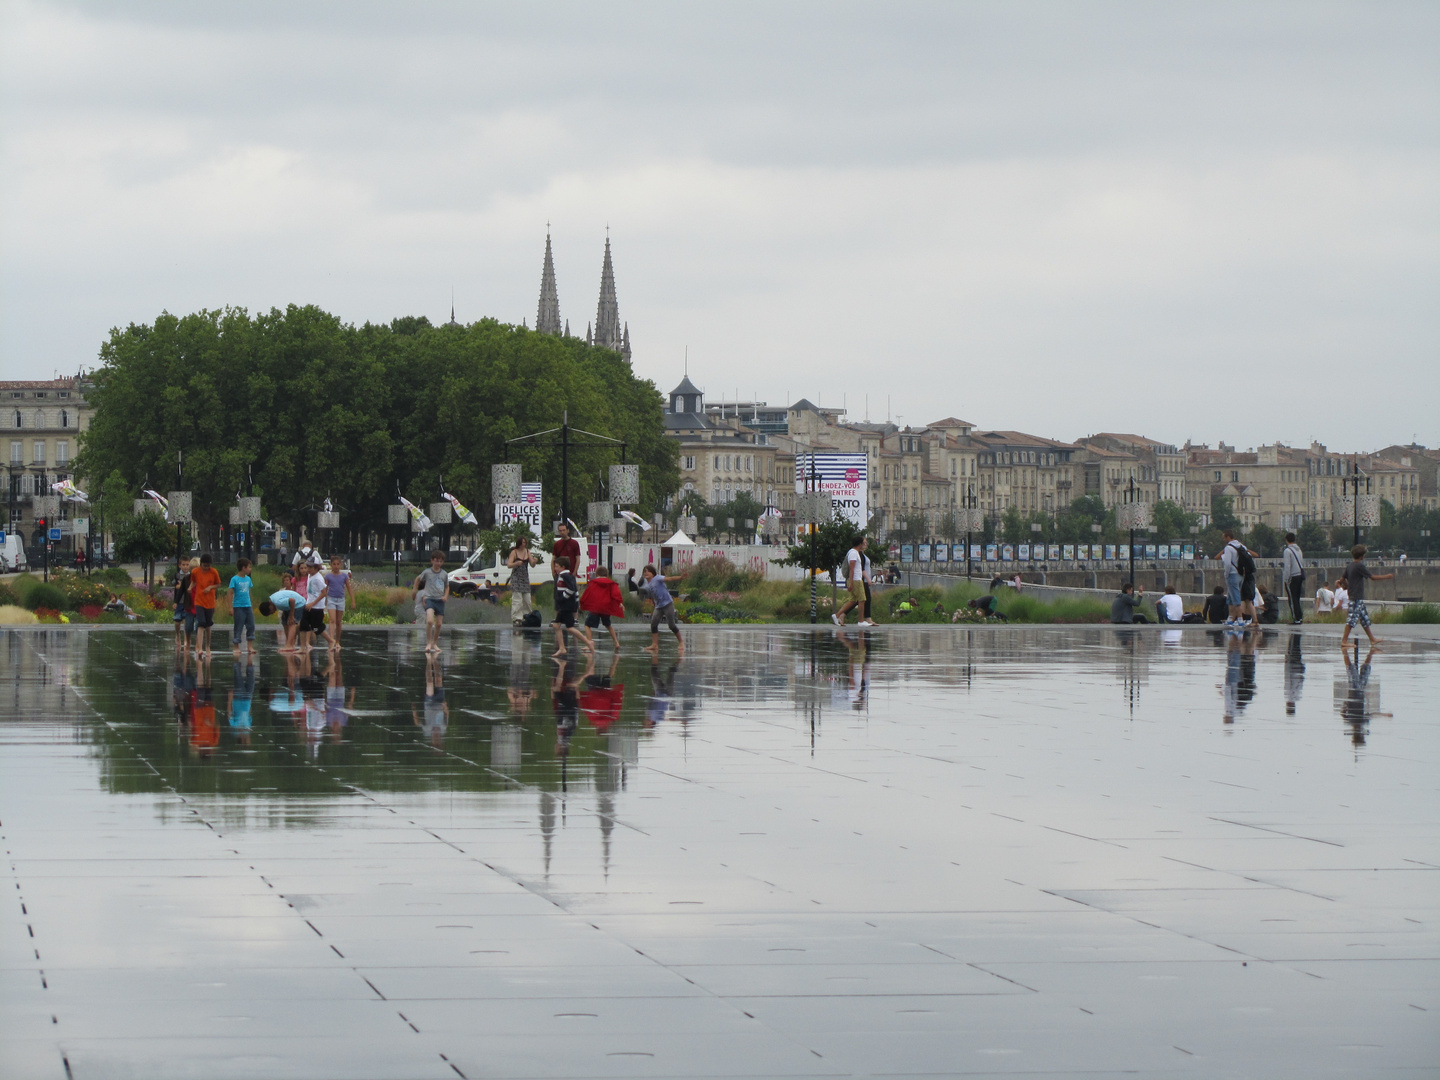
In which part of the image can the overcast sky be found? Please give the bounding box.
[2,1,1436,451]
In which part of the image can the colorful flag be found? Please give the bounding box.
[51,479,89,503]
[442,491,478,525]
[398,496,432,532]
[141,489,169,509]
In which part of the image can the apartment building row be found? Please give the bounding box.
[662,376,1439,536]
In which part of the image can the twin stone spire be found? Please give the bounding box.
[535,231,631,362]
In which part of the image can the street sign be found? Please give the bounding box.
[48,528,62,541]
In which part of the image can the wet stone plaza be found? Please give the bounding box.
[2,624,1437,1079]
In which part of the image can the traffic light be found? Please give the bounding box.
[36,517,46,531]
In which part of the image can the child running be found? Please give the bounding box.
[227,558,257,655]
[413,550,450,653]
[1339,544,1394,649]
[550,556,586,656]
[579,567,625,650]
[322,555,356,650]
[635,564,684,656]
[299,562,328,652]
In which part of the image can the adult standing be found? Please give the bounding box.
[551,522,582,581]
[1314,580,1335,615]
[1217,529,1258,629]
[291,538,323,572]
[507,534,539,625]
[1282,531,1306,625]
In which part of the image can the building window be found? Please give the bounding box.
[682,456,695,470]
[61,410,69,428]
[33,440,45,464]
[34,392,45,399]
[713,456,720,470]
[56,440,68,464]
[12,411,19,428]
[1231,471,1239,482]
[9,440,20,464]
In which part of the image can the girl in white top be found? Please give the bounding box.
[1332,578,1349,612]
[1314,584,1335,613]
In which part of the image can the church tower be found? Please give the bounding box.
[536,231,561,335]
[589,235,630,361]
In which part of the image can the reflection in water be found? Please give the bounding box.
[28,625,1416,823]
[1337,644,1390,747]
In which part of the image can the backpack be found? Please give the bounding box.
[1230,541,1256,578]
[521,610,542,628]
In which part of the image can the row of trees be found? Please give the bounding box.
[76,306,678,552]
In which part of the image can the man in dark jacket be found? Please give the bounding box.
[1111,583,1147,624]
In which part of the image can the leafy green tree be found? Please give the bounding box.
[114,510,174,585]
[1151,499,1198,541]
[778,512,863,576]
[1296,519,1329,555]
[1247,521,1282,557]
[1211,495,1241,533]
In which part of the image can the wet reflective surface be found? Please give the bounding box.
[2,625,1437,1079]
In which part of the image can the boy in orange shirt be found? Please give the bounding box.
[188,553,223,659]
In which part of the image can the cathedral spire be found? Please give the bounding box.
[593,235,623,356]
[536,228,561,335]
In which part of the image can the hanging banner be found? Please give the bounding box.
[496,482,542,536]
[398,496,432,533]
[442,492,478,526]
[794,453,868,529]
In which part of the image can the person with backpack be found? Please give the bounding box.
[1282,532,1306,625]
[1217,529,1259,629]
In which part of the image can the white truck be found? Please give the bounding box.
[447,548,553,596]
[1,532,27,573]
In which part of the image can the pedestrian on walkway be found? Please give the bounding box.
[507,534,539,625]
[550,556,586,657]
[413,550,450,653]
[189,553,222,658]
[1282,532,1306,624]
[322,555,356,650]
[1339,544,1394,649]
[579,568,625,650]
[636,565,684,656]
[227,558,257,655]
[832,535,867,627]
[1217,530,1259,628]
[551,522,581,580]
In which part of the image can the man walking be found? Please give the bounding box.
[1282,532,1306,625]
[832,535,867,627]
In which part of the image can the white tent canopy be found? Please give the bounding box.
[662,530,695,546]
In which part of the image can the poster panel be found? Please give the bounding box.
[794,453,868,529]
[1048,544,1060,560]
[985,543,999,561]
[1062,544,1075,560]
[1105,544,1117,559]
[900,544,914,563]
[1018,543,1030,560]
[934,545,948,563]
[918,543,932,562]
[1001,544,1014,560]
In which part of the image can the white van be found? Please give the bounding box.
[1,533,27,573]
[447,548,553,596]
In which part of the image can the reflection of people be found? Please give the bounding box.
[551,652,583,755]
[645,661,679,728]
[1221,631,1257,724]
[836,628,870,708]
[412,654,448,746]
[507,632,539,719]
[191,656,217,753]
[579,651,624,734]
[1339,645,1391,746]
[228,658,255,739]
[1283,635,1305,716]
[325,653,353,734]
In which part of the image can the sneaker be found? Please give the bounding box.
[831,614,842,626]
[858,620,874,627]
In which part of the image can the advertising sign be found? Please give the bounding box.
[970,544,982,560]
[1145,544,1157,559]
[985,543,999,561]
[901,544,914,563]
[1182,543,1195,559]
[495,482,543,536]
[1062,544,1075,560]
[794,453,868,529]
[1018,543,1030,560]
[1048,544,1060,560]
[1158,544,1169,559]
[1105,544,1116,560]
[951,544,964,562]
[918,543,932,562]
[1078,544,1091,560]
[1119,544,1129,560]
[1001,544,1014,561]
[934,544,948,563]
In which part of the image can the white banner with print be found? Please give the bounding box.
[794,453,868,530]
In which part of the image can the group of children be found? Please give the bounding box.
[407,538,684,658]
[257,555,356,653]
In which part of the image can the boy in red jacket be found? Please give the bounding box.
[579,569,625,651]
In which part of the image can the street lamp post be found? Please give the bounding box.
[1126,476,1137,586]
[505,412,625,535]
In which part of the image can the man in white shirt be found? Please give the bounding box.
[1332,579,1349,612]
[1157,586,1185,623]
[832,536,867,628]
[1314,583,1335,614]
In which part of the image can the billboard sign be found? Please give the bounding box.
[918,543,932,562]
[496,482,543,536]
[794,453,868,529]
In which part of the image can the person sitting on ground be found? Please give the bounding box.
[1203,585,1229,625]
[896,596,916,613]
[1156,586,1184,624]
[965,594,1008,621]
[1256,583,1280,624]
[1110,582,1147,624]
[104,592,138,621]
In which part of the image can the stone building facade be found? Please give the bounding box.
[3,376,92,542]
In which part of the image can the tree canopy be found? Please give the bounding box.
[76,306,677,547]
